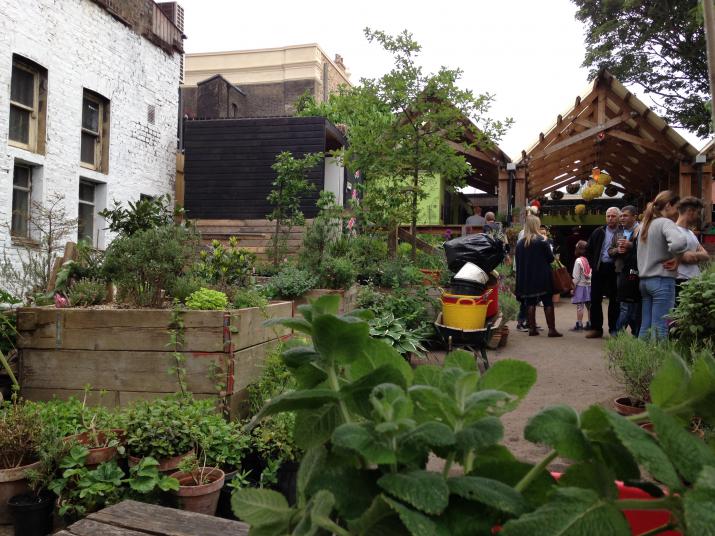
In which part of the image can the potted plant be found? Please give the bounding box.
[605,333,672,415]
[170,452,225,515]
[7,424,66,536]
[0,399,43,524]
[124,396,200,472]
[496,291,520,348]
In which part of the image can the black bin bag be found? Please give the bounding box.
[443,233,506,274]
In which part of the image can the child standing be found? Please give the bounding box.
[571,240,592,331]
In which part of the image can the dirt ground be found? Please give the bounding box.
[424,300,622,473]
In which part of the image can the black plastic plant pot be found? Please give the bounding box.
[277,461,299,506]
[216,469,239,520]
[8,491,55,536]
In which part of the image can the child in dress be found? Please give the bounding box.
[571,240,592,331]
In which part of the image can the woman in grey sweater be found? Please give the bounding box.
[637,191,688,339]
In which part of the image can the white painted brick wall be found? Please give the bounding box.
[0,0,180,276]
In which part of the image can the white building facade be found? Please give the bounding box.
[0,0,183,264]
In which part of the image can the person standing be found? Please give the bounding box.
[637,191,688,339]
[614,206,641,335]
[584,207,622,338]
[674,197,709,298]
[570,240,592,331]
[515,215,562,337]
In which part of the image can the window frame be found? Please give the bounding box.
[80,92,104,171]
[77,179,96,244]
[8,62,40,152]
[10,163,32,238]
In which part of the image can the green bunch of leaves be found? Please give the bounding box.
[232,295,715,535]
[68,278,108,306]
[268,266,318,300]
[49,445,178,522]
[185,288,229,310]
[196,415,250,472]
[0,399,42,469]
[98,194,178,237]
[498,291,520,326]
[123,396,206,459]
[29,396,123,438]
[233,286,270,310]
[369,312,428,358]
[102,224,199,307]
[195,237,256,289]
[671,264,715,349]
[167,272,209,304]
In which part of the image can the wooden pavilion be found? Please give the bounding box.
[499,70,712,223]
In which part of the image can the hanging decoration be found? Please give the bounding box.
[581,183,605,201]
[566,182,580,195]
[550,190,564,201]
[574,204,587,216]
[605,185,619,197]
[597,172,612,186]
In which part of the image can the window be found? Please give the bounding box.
[78,180,96,243]
[231,103,238,118]
[80,90,110,172]
[9,57,47,152]
[11,164,32,237]
[147,104,155,124]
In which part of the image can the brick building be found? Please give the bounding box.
[181,44,351,119]
[0,0,184,269]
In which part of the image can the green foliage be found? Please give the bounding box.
[68,278,107,306]
[0,310,17,357]
[196,414,249,472]
[30,395,123,439]
[369,313,428,358]
[671,264,715,349]
[185,288,229,310]
[98,194,178,237]
[498,292,520,326]
[167,273,208,304]
[0,399,42,468]
[49,447,178,521]
[357,285,437,332]
[234,302,715,534]
[267,151,323,265]
[196,237,255,289]
[233,287,270,310]
[319,256,357,290]
[123,396,206,459]
[573,0,709,136]
[299,191,344,270]
[102,224,199,307]
[54,240,108,293]
[268,266,318,299]
[604,333,686,403]
[347,234,389,283]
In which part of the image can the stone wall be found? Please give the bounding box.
[0,0,181,284]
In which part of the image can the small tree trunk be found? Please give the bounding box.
[410,171,418,262]
[273,218,281,268]
[387,225,398,258]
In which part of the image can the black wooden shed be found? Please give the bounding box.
[183,116,347,220]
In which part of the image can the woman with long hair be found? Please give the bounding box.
[637,190,688,339]
[515,215,562,337]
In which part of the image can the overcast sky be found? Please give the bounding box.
[180,0,705,159]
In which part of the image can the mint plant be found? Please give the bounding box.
[232,295,715,536]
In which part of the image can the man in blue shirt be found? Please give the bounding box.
[584,207,622,338]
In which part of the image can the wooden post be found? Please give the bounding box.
[175,153,185,208]
[678,161,694,198]
[515,166,527,210]
[704,163,714,225]
[497,167,509,217]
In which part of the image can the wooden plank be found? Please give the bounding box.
[118,391,215,406]
[18,325,224,352]
[21,349,225,392]
[66,518,149,536]
[21,387,120,407]
[87,499,249,535]
[231,301,292,351]
[534,115,626,158]
[606,130,666,153]
[231,338,282,394]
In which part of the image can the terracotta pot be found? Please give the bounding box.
[418,269,441,286]
[498,325,509,348]
[639,422,655,433]
[170,468,225,515]
[613,396,646,416]
[0,460,41,524]
[128,450,193,473]
[65,429,124,467]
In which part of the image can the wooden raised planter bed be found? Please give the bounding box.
[292,285,360,315]
[16,302,292,418]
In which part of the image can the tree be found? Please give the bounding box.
[267,151,323,266]
[573,0,709,136]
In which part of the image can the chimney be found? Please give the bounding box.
[334,54,346,71]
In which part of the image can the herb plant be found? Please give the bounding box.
[671,264,715,349]
[98,194,177,237]
[0,399,42,468]
[233,287,269,310]
[368,313,428,358]
[196,237,255,289]
[68,277,107,306]
[232,295,715,536]
[268,266,318,300]
[185,288,229,310]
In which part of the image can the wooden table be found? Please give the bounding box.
[56,500,249,536]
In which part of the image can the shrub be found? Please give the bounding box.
[98,194,176,237]
[102,224,199,307]
[185,288,229,310]
[348,234,389,282]
[498,291,520,325]
[368,312,428,358]
[268,266,317,299]
[167,273,208,303]
[671,264,715,349]
[375,258,422,288]
[233,287,269,309]
[68,278,107,306]
[195,237,255,289]
[318,256,356,289]
[0,399,42,468]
